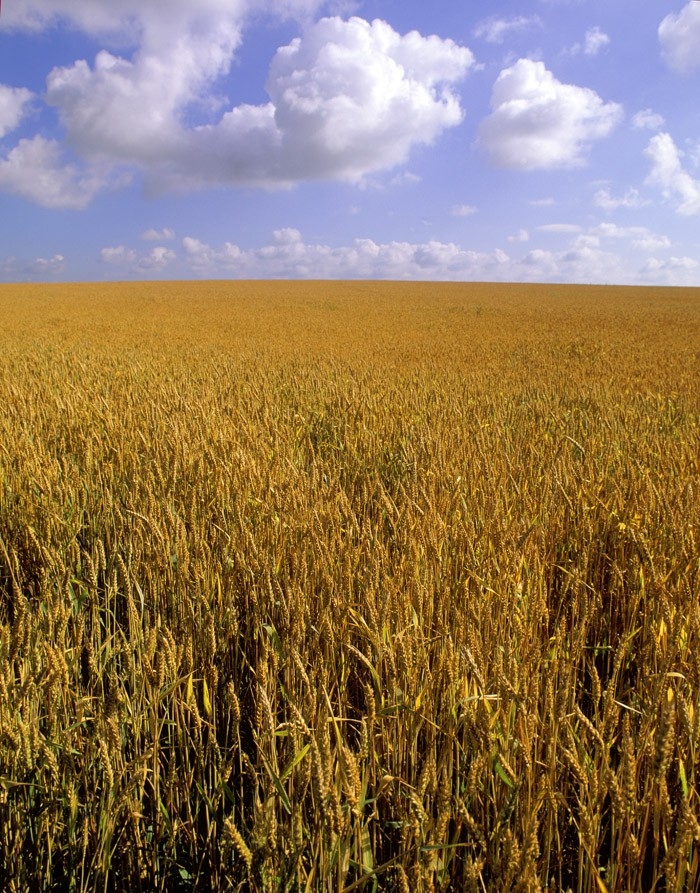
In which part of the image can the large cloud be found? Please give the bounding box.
[659,2,700,73]
[478,59,622,170]
[645,132,700,216]
[44,10,246,167]
[41,14,473,195]
[262,18,472,181]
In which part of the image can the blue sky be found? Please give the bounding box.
[1,0,699,284]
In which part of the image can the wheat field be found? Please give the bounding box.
[0,280,698,892]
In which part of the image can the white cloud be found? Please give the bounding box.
[473,16,541,44]
[180,231,511,280]
[0,0,131,33]
[591,223,642,239]
[557,243,623,280]
[176,231,623,284]
[529,197,555,206]
[259,17,473,182]
[101,243,176,273]
[645,132,700,215]
[137,246,177,272]
[644,256,698,271]
[591,223,670,252]
[593,187,647,211]
[0,136,110,209]
[478,59,622,170]
[583,27,610,56]
[142,228,175,241]
[538,223,583,234]
[0,84,34,138]
[452,204,477,216]
[631,234,672,253]
[569,26,610,56]
[632,109,665,131]
[46,42,242,167]
[508,229,530,242]
[1,0,325,38]
[1,253,65,282]
[642,255,699,285]
[182,236,219,274]
[32,254,65,276]
[689,140,700,170]
[101,245,137,265]
[40,14,473,199]
[659,2,700,74]
[93,227,698,286]
[183,235,213,256]
[389,171,421,187]
[573,234,600,249]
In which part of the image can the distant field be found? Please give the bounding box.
[0,281,698,892]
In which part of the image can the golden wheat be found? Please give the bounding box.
[0,279,698,891]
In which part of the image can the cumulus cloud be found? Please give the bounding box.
[181,230,511,280]
[473,16,541,44]
[593,187,647,211]
[659,2,700,74]
[452,204,477,217]
[34,254,66,274]
[642,255,699,285]
[478,59,622,169]
[0,0,132,33]
[183,235,243,275]
[536,221,672,257]
[689,140,700,170]
[1,253,65,282]
[644,256,698,272]
[538,223,582,234]
[94,227,698,286]
[0,84,34,138]
[569,26,610,56]
[631,233,672,253]
[645,132,700,215]
[262,18,472,179]
[516,234,633,283]
[583,27,610,55]
[142,228,175,241]
[177,230,628,284]
[526,221,676,272]
[137,246,177,272]
[101,245,137,265]
[591,223,670,252]
[389,171,421,187]
[0,136,110,209]
[632,109,665,131]
[38,14,473,198]
[100,243,176,273]
[45,38,244,168]
[1,0,325,37]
